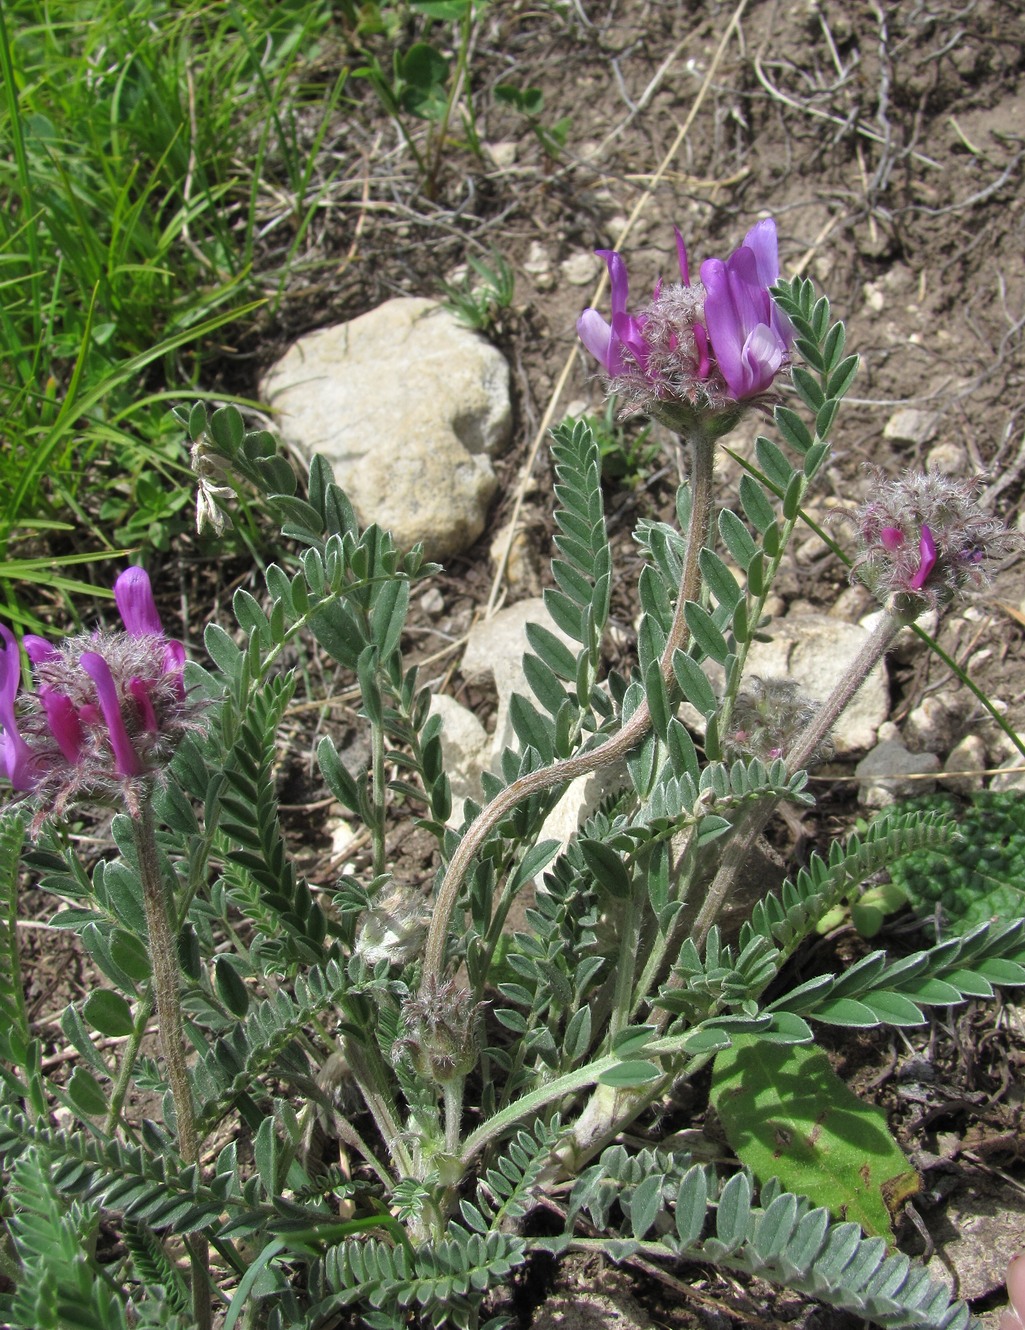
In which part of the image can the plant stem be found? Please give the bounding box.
[344,1036,416,1178]
[419,432,717,1000]
[688,607,904,949]
[133,802,211,1330]
[371,715,386,878]
[443,1079,464,1156]
[104,989,153,1137]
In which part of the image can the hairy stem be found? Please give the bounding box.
[688,607,904,949]
[133,802,211,1330]
[104,989,153,1137]
[419,433,716,999]
[371,715,386,879]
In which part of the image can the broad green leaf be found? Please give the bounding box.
[68,1066,108,1116]
[711,1037,919,1239]
[672,650,717,716]
[611,1025,657,1055]
[580,839,631,899]
[598,1059,661,1087]
[684,602,729,664]
[82,989,134,1038]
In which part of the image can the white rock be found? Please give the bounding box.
[539,762,629,851]
[523,242,554,288]
[926,441,964,476]
[419,587,445,616]
[883,408,938,446]
[940,734,986,794]
[260,297,511,560]
[859,607,938,663]
[560,252,601,286]
[484,140,517,169]
[429,694,490,825]
[863,281,885,312]
[904,695,957,754]
[739,613,890,755]
[461,598,578,762]
[855,739,940,807]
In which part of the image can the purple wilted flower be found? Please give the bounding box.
[576,220,793,432]
[0,567,200,819]
[848,469,1022,611]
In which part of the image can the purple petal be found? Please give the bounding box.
[741,219,780,289]
[739,324,784,396]
[80,652,143,777]
[0,627,33,790]
[23,635,57,665]
[741,218,793,347]
[879,526,904,552]
[673,227,690,286]
[701,249,784,399]
[163,640,186,675]
[597,250,630,320]
[908,524,938,591]
[577,308,614,372]
[612,310,651,374]
[41,692,84,763]
[114,566,162,636]
[128,678,159,733]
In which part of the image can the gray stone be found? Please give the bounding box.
[883,407,939,446]
[260,297,511,560]
[940,733,987,794]
[560,252,601,286]
[461,598,577,763]
[860,607,939,664]
[926,440,965,476]
[904,695,958,754]
[429,693,489,825]
[737,613,890,755]
[855,739,940,807]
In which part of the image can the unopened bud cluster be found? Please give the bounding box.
[724,676,833,767]
[395,980,482,1086]
[848,469,1020,614]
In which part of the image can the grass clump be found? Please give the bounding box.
[0,0,339,623]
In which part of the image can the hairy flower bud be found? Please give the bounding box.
[847,469,1021,614]
[724,675,834,767]
[577,220,793,435]
[0,567,201,821]
[395,980,482,1085]
[355,886,428,967]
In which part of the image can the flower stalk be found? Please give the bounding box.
[133,801,211,1330]
[419,430,718,1000]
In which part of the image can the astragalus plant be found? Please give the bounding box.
[0,225,1020,1330]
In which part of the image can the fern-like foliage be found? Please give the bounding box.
[461,1115,565,1233]
[560,1146,970,1330]
[311,1226,527,1330]
[0,1108,231,1230]
[872,791,1025,932]
[212,671,327,964]
[193,957,352,1128]
[4,1145,130,1330]
[122,1221,191,1318]
[741,806,955,957]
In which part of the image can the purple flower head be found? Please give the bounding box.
[0,567,201,822]
[576,219,793,432]
[848,469,1023,613]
